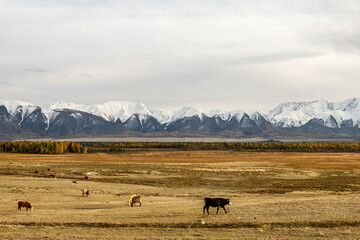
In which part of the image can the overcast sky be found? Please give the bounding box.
[1,0,360,111]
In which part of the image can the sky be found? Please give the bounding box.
[0,0,360,112]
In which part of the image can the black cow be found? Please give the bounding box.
[203,198,231,215]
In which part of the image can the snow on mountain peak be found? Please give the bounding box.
[86,101,153,122]
[152,109,174,124]
[2,97,360,130]
[268,98,360,128]
[49,101,85,110]
[0,99,37,112]
[0,99,39,122]
[250,111,268,126]
[335,98,360,111]
[209,109,245,121]
[171,106,207,122]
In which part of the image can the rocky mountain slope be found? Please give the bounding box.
[1,98,360,139]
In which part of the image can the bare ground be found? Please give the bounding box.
[0,151,359,239]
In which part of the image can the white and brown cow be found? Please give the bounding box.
[128,195,142,207]
[82,189,90,197]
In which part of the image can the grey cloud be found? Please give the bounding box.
[231,51,325,65]
[1,1,360,111]
[305,30,360,52]
[0,81,14,85]
[4,0,111,7]
[23,67,51,73]
[80,73,94,79]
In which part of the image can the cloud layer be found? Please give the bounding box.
[1,0,359,111]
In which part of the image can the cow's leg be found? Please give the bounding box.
[26,207,28,211]
[206,206,210,215]
[223,206,227,214]
[139,202,142,207]
[18,205,21,211]
[216,206,220,214]
[131,202,133,207]
[203,205,207,214]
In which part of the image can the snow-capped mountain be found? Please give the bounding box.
[46,109,128,136]
[169,107,246,123]
[170,107,207,122]
[1,98,360,139]
[0,100,40,124]
[268,98,360,128]
[151,109,174,124]
[45,101,152,123]
[123,113,164,132]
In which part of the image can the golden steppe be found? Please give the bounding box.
[0,151,359,239]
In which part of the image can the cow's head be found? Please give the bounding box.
[227,199,232,205]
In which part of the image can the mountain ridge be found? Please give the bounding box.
[1,98,360,139]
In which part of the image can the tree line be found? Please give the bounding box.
[0,141,87,154]
[1,141,360,154]
[82,141,360,153]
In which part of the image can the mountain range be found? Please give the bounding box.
[1,98,360,140]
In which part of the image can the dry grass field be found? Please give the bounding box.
[0,151,360,239]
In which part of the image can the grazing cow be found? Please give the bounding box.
[84,176,89,179]
[72,181,77,184]
[34,170,38,173]
[18,201,33,211]
[203,198,231,215]
[128,195,142,207]
[82,189,90,197]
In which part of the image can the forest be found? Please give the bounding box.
[82,141,360,153]
[1,141,360,154]
[0,141,87,154]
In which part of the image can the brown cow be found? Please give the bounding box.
[18,201,33,211]
[128,195,142,207]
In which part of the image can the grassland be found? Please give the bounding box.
[0,151,359,239]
